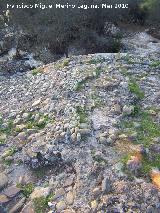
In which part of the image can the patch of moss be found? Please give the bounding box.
[32,68,43,76]
[87,58,105,65]
[0,139,6,145]
[150,60,160,68]
[4,159,13,166]
[129,79,145,99]
[94,67,102,77]
[3,146,17,158]
[120,67,129,76]
[121,111,160,147]
[119,120,134,129]
[62,59,70,67]
[76,106,88,123]
[135,112,160,146]
[121,153,132,165]
[15,127,22,133]
[0,120,14,135]
[33,196,49,213]
[122,152,160,177]
[56,59,70,69]
[91,93,103,109]
[141,154,160,175]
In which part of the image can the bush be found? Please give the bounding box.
[140,0,160,23]
[1,0,135,54]
[1,0,159,55]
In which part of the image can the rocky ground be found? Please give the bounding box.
[0,32,160,213]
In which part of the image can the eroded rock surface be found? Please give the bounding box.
[0,50,160,212]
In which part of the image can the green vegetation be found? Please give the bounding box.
[124,55,135,64]
[76,106,88,123]
[92,155,108,165]
[150,60,160,68]
[56,59,70,69]
[33,194,54,213]
[141,0,160,23]
[131,104,141,117]
[17,183,34,198]
[121,153,132,165]
[94,67,102,78]
[0,139,6,145]
[129,79,145,99]
[91,93,103,109]
[121,110,160,147]
[119,67,129,76]
[75,76,92,91]
[33,196,49,213]
[141,153,160,175]
[33,168,46,178]
[25,113,53,130]
[1,146,17,166]
[136,112,160,146]
[32,68,43,76]
[62,59,70,67]
[121,151,160,177]
[2,146,17,158]
[0,119,14,135]
[87,58,105,65]
[4,159,13,166]
[75,67,102,91]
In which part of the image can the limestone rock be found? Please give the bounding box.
[66,191,74,205]
[56,200,67,211]
[0,173,8,190]
[4,185,21,198]
[0,194,9,204]
[32,99,41,107]
[30,187,50,200]
[9,197,26,213]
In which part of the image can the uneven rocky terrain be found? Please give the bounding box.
[0,32,160,213]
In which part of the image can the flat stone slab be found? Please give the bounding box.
[3,186,21,198]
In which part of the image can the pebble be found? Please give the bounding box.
[66,191,74,205]
[4,185,21,198]
[30,187,51,200]
[91,200,98,209]
[92,187,101,197]
[71,133,77,142]
[64,176,74,187]
[76,133,81,142]
[54,188,65,199]
[56,200,67,211]
[79,129,91,135]
[99,136,108,144]
[32,98,41,107]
